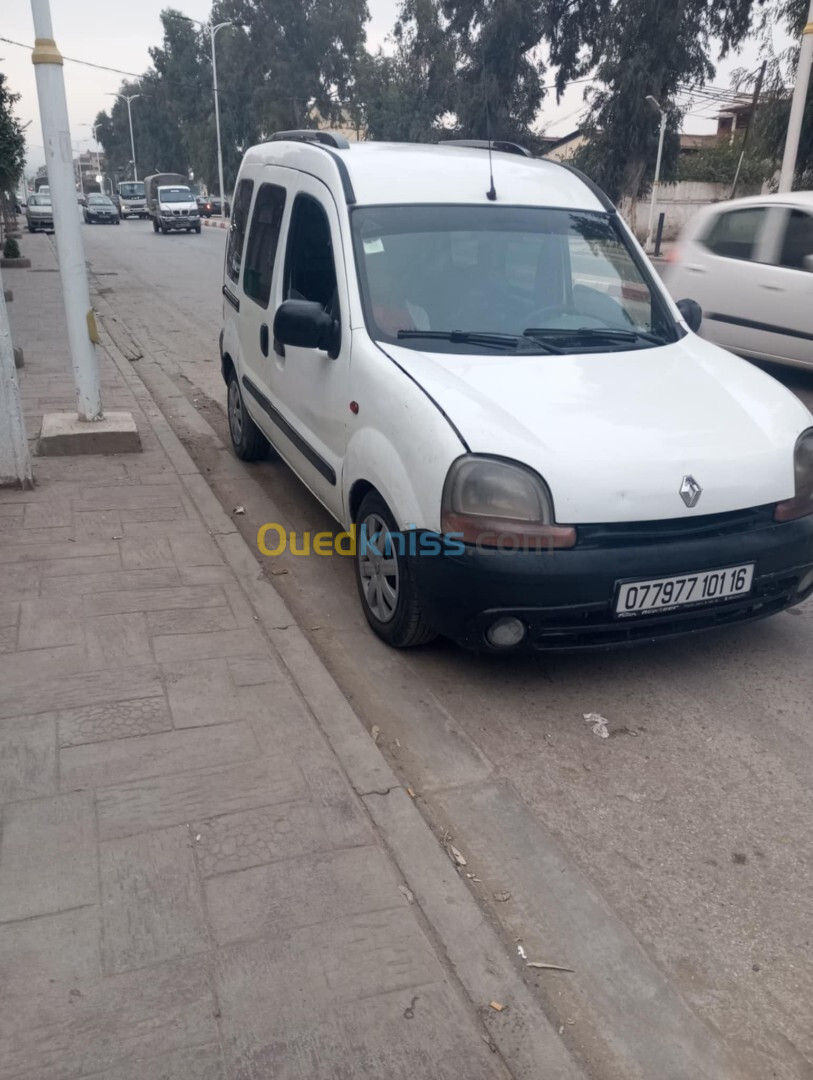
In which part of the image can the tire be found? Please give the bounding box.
[194,224,201,233]
[227,370,268,462]
[152,219,159,233]
[353,490,437,649]
[27,224,34,232]
[115,219,120,225]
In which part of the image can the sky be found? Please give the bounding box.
[1,0,792,178]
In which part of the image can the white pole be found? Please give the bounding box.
[778,2,813,193]
[0,265,34,488]
[30,0,102,421]
[211,22,231,220]
[126,97,138,181]
[645,109,667,254]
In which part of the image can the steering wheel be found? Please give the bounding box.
[522,303,569,328]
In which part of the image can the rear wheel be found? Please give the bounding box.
[353,490,437,649]
[227,371,268,462]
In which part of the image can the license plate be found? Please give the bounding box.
[615,563,754,618]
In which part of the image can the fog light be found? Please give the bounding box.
[485,616,527,650]
[797,568,813,596]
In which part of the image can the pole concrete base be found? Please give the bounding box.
[38,411,141,456]
[13,348,23,369]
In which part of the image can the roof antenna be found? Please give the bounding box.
[482,54,497,201]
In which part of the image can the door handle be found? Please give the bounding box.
[685,264,706,273]
[759,284,784,292]
[259,324,269,357]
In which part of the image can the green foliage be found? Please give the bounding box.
[0,74,26,194]
[572,0,760,205]
[676,136,771,187]
[3,237,21,259]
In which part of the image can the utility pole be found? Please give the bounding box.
[210,21,233,220]
[778,0,813,192]
[0,265,33,488]
[107,93,140,181]
[644,96,668,255]
[30,0,102,421]
[731,60,767,200]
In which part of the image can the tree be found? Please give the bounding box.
[572,0,761,206]
[677,134,771,187]
[0,74,26,196]
[739,0,813,186]
[213,0,369,134]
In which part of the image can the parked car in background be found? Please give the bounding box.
[77,193,87,207]
[220,134,813,653]
[664,192,813,370]
[83,193,120,224]
[197,194,230,217]
[25,193,53,232]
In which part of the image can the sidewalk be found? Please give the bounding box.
[0,240,582,1080]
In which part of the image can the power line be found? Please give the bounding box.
[0,37,141,78]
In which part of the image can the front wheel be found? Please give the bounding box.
[353,491,437,649]
[194,223,201,233]
[227,371,268,461]
[152,219,159,233]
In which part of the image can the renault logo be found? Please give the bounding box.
[680,475,702,509]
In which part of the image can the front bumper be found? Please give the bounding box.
[411,507,813,651]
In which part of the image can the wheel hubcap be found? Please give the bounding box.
[228,380,243,444]
[359,512,399,623]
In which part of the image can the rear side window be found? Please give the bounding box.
[242,183,287,307]
[778,208,813,270]
[284,195,339,313]
[701,207,766,261]
[225,179,254,284]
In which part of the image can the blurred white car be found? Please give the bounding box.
[663,192,813,370]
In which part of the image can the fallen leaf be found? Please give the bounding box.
[398,884,415,904]
[371,725,381,744]
[232,506,246,515]
[448,844,467,867]
[489,1001,505,1013]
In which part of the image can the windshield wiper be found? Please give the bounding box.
[524,326,669,347]
[397,330,562,353]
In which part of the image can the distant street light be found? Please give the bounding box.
[644,95,667,255]
[106,92,140,181]
[169,12,235,219]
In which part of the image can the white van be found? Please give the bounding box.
[220,132,813,652]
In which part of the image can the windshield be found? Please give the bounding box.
[88,195,113,206]
[160,187,193,203]
[119,183,144,198]
[30,195,51,206]
[351,205,679,354]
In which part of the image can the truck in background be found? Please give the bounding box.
[118,181,147,219]
[144,173,200,234]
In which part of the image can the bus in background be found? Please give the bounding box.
[118,181,147,219]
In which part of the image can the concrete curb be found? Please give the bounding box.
[202,218,229,229]
[99,316,586,1080]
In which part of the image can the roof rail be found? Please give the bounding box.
[555,162,616,214]
[269,129,350,150]
[442,139,533,158]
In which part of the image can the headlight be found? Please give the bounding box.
[775,429,813,522]
[441,455,576,550]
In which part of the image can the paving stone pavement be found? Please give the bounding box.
[0,239,512,1079]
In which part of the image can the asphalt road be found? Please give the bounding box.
[77,217,813,1080]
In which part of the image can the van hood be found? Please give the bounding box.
[384,337,812,524]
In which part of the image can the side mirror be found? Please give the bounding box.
[273,299,339,358]
[676,298,703,334]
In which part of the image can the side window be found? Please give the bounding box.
[778,209,813,270]
[284,195,339,315]
[225,179,254,284]
[242,183,287,307]
[701,207,766,262]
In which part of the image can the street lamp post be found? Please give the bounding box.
[107,92,140,181]
[778,0,813,192]
[29,0,102,421]
[210,21,233,221]
[644,95,667,255]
